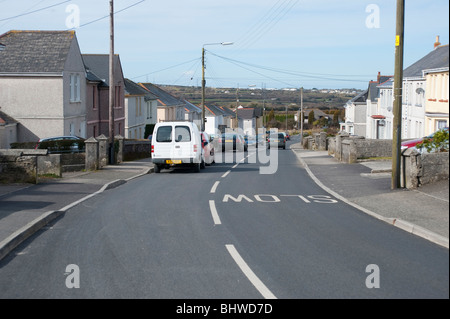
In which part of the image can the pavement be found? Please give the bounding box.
[0,145,448,262]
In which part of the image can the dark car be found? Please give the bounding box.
[35,136,85,154]
[219,133,247,152]
[267,133,286,149]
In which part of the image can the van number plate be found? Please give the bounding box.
[166,160,182,164]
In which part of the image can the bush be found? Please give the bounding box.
[416,128,449,153]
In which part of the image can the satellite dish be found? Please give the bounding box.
[387,106,393,112]
[416,88,425,94]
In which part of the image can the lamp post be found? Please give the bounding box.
[201,42,233,132]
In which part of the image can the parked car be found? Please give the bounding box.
[267,132,286,149]
[35,136,85,154]
[219,133,247,152]
[401,127,449,152]
[151,122,205,173]
[200,132,215,165]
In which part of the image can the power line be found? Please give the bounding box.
[73,0,146,29]
[0,0,72,22]
[208,51,370,83]
[131,57,201,81]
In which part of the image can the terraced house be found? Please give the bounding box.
[0,30,87,143]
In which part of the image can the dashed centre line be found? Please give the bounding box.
[222,170,231,178]
[210,181,220,194]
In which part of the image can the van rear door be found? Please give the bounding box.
[153,124,173,160]
[174,125,194,160]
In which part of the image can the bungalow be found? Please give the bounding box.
[0,30,87,142]
[204,104,228,135]
[83,54,126,138]
[236,107,263,136]
[138,83,185,123]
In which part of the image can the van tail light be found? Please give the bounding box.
[194,145,198,153]
[151,145,154,153]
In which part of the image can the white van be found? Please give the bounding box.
[151,122,205,173]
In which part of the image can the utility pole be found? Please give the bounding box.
[235,84,239,129]
[285,105,288,131]
[391,0,405,189]
[201,47,206,132]
[109,0,115,164]
[300,87,304,144]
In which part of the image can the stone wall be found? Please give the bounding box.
[402,148,449,189]
[328,135,392,163]
[123,140,151,161]
[61,153,85,173]
[0,150,38,183]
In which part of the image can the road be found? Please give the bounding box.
[0,137,448,299]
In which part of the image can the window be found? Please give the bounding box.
[436,120,448,130]
[70,74,81,102]
[156,126,172,143]
[175,126,191,142]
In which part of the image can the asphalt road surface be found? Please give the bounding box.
[0,138,448,299]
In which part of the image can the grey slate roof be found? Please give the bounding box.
[184,101,202,113]
[139,83,185,107]
[205,104,227,116]
[0,30,76,73]
[83,54,121,87]
[403,45,449,78]
[237,108,262,120]
[125,78,158,100]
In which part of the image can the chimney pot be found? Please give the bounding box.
[434,35,441,49]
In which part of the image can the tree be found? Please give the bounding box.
[333,110,340,125]
[308,110,315,126]
[267,109,275,123]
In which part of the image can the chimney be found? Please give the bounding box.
[377,71,381,84]
[434,35,441,49]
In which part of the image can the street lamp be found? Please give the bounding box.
[201,42,233,132]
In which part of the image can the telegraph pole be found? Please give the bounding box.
[109,0,115,164]
[201,47,206,132]
[391,0,405,189]
[300,87,304,144]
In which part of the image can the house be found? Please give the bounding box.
[236,107,263,135]
[0,30,87,142]
[422,45,449,135]
[375,42,449,139]
[184,100,202,128]
[204,104,229,135]
[424,66,449,134]
[219,106,238,129]
[138,83,185,123]
[0,111,18,149]
[83,54,126,139]
[124,78,158,139]
[341,73,391,137]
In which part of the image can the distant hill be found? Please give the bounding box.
[158,84,361,112]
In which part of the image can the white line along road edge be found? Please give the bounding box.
[226,244,277,299]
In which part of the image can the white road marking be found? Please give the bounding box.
[225,244,277,300]
[210,181,220,194]
[209,200,222,225]
[222,170,231,178]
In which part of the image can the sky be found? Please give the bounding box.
[0,0,448,90]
